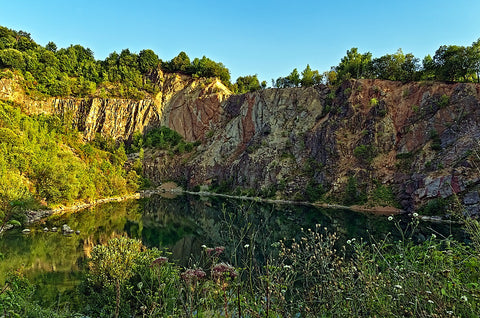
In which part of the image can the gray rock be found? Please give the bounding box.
[463,191,480,205]
[463,204,480,217]
[62,224,72,233]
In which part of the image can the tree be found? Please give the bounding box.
[371,49,419,82]
[433,45,471,81]
[138,49,159,74]
[166,51,191,73]
[287,68,301,87]
[301,64,323,87]
[45,41,57,52]
[0,48,26,70]
[234,74,261,93]
[334,48,373,83]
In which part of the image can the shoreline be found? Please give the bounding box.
[9,186,464,234]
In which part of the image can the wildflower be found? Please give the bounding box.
[461,295,468,302]
[413,212,418,218]
[244,244,250,248]
[283,265,292,269]
[394,285,402,289]
[431,234,436,239]
[206,248,215,255]
[194,268,206,279]
[181,268,206,283]
[347,240,352,245]
[212,262,237,279]
[150,256,168,267]
[214,246,225,256]
[446,311,453,315]
[388,216,394,221]
[428,300,434,304]
[201,244,207,248]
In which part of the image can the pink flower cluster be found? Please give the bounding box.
[150,256,168,267]
[206,246,225,256]
[181,268,207,283]
[212,262,237,279]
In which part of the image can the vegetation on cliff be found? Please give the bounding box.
[274,42,480,87]
[0,26,235,99]
[0,100,141,227]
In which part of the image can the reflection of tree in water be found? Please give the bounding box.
[0,194,466,305]
[139,195,400,268]
[141,194,467,269]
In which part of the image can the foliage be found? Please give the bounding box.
[343,176,367,205]
[233,74,263,94]
[370,183,398,207]
[128,126,196,154]
[0,271,75,317]
[273,65,322,88]
[0,101,139,217]
[332,48,373,84]
[353,144,376,163]
[81,220,480,317]
[371,49,420,82]
[0,25,232,98]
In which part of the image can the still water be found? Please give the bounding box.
[0,194,464,302]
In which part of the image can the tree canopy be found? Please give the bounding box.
[1,25,479,99]
[0,25,233,98]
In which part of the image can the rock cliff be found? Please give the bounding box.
[0,70,231,142]
[143,79,480,213]
[2,72,480,213]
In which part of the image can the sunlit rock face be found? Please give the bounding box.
[144,79,480,212]
[0,70,232,142]
[3,72,480,212]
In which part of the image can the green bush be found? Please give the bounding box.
[353,144,376,163]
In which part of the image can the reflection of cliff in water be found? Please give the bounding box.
[1,194,467,287]
[139,194,466,267]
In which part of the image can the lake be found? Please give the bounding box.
[0,193,465,304]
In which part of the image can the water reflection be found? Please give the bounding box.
[0,194,465,302]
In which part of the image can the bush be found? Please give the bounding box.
[353,144,376,163]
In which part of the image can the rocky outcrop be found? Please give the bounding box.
[144,79,480,213]
[3,71,480,213]
[0,70,231,142]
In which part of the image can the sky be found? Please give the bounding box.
[1,0,479,84]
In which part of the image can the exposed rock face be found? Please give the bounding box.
[2,72,480,212]
[143,79,480,212]
[0,71,231,142]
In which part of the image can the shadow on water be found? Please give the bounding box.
[0,193,467,304]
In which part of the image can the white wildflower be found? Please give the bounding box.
[428,300,434,304]
[388,216,394,221]
[394,285,402,289]
[347,240,352,245]
[461,295,468,302]
[201,245,207,248]
[413,212,418,218]
[244,244,250,248]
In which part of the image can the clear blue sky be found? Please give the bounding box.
[1,0,479,83]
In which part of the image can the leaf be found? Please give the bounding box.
[7,219,21,227]
[441,288,447,296]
